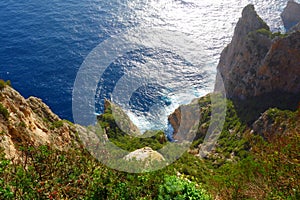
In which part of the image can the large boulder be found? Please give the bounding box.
[123,147,165,162]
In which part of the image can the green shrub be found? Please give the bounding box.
[158,175,212,200]
[0,104,9,120]
[50,120,64,130]
[19,121,26,128]
[255,29,287,39]
[5,80,11,87]
[0,79,11,90]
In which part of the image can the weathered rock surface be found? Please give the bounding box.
[252,108,300,139]
[123,147,165,162]
[281,0,300,31]
[168,98,201,141]
[215,4,300,100]
[0,86,78,159]
[98,99,141,136]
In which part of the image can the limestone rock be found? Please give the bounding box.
[0,86,78,159]
[123,147,165,162]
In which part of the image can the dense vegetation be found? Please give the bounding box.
[0,103,9,121]
[0,90,299,199]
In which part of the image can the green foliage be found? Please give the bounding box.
[266,108,297,126]
[208,129,300,199]
[0,92,298,199]
[158,175,212,200]
[0,79,11,90]
[5,80,11,87]
[256,28,273,37]
[0,103,9,120]
[256,28,287,39]
[50,120,64,130]
[98,106,168,151]
[0,144,175,199]
[18,121,26,128]
[109,131,167,152]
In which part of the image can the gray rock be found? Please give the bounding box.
[215,4,272,98]
[289,21,300,32]
[281,0,300,31]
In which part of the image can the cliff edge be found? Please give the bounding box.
[215,4,300,103]
[0,84,79,159]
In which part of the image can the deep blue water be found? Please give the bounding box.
[0,0,298,131]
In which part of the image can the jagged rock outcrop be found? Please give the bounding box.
[98,99,141,136]
[215,4,300,100]
[252,108,300,139]
[281,0,300,31]
[0,85,78,159]
[168,98,201,141]
[215,4,272,99]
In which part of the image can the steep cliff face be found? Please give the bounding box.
[0,85,78,159]
[255,32,300,95]
[215,4,300,100]
[215,4,272,99]
[281,0,300,31]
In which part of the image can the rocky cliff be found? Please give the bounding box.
[215,4,300,101]
[97,99,141,136]
[281,0,300,31]
[252,108,300,139]
[0,85,79,159]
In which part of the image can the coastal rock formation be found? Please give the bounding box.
[97,99,141,136]
[168,98,201,141]
[0,85,78,159]
[252,108,300,139]
[168,95,215,142]
[215,4,300,100]
[281,0,300,31]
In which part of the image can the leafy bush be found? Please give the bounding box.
[5,80,11,87]
[50,120,64,130]
[0,79,11,90]
[158,175,212,200]
[256,28,287,39]
[0,103,9,120]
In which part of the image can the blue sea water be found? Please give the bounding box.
[0,0,299,131]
